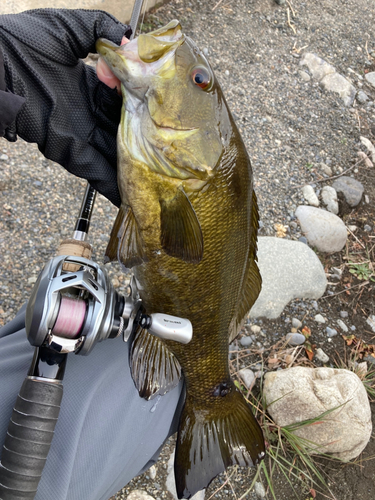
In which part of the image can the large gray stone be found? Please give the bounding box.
[299,53,335,81]
[320,72,357,106]
[295,206,347,253]
[263,367,372,461]
[332,176,364,207]
[250,237,327,319]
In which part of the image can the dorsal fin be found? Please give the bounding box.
[229,191,262,343]
[160,188,203,264]
[130,328,182,400]
[104,205,147,268]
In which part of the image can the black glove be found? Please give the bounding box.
[0,9,131,207]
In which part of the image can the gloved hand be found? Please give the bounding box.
[0,9,131,207]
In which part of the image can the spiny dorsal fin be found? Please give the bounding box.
[104,205,147,268]
[160,188,203,264]
[130,328,182,400]
[229,191,262,343]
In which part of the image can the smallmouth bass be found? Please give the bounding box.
[96,20,265,499]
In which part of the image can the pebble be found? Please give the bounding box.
[340,311,349,318]
[365,195,370,204]
[239,368,255,389]
[303,185,319,206]
[298,236,308,244]
[326,326,338,338]
[254,481,266,499]
[315,314,326,323]
[357,151,374,168]
[360,136,375,162]
[364,224,372,232]
[356,90,369,104]
[240,336,253,347]
[321,185,339,214]
[320,163,333,176]
[299,53,335,81]
[298,70,311,82]
[292,318,302,329]
[0,154,9,161]
[251,325,262,334]
[337,319,349,332]
[320,72,357,106]
[331,267,342,279]
[364,355,375,366]
[366,315,375,333]
[295,206,347,253]
[332,176,364,207]
[348,225,358,232]
[126,491,155,500]
[365,71,375,88]
[149,465,157,480]
[315,347,330,363]
[286,333,306,346]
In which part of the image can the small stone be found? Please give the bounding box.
[360,136,375,163]
[300,53,336,81]
[365,71,375,88]
[337,319,349,332]
[149,465,157,480]
[320,72,357,106]
[366,315,375,333]
[203,47,209,55]
[298,236,308,244]
[332,177,364,207]
[331,267,342,279]
[365,195,370,204]
[356,90,369,104]
[0,154,9,161]
[127,491,155,500]
[298,70,311,82]
[357,151,374,168]
[303,185,319,206]
[251,325,262,334]
[239,368,255,389]
[286,333,306,346]
[326,326,338,338]
[321,186,339,214]
[348,225,358,232]
[225,70,230,76]
[320,163,333,176]
[28,276,38,284]
[315,348,330,363]
[240,336,253,347]
[364,355,375,366]
[357,362,368,378]
[364,224,372,232]
[254,481,266,499]
[295,206,347,253]
[340,311,349,318]
[315,314,326,323]
[292,318,302,329]
[351,325,356,331]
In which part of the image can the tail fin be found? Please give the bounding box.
[174,387,265,499]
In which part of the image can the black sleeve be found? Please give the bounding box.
[0,49,25,139]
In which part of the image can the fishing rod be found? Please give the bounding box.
[0,2,192,499]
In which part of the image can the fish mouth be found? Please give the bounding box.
[150,113,198,133]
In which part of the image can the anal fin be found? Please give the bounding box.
[104,205,147,268]
[160,189,203,264]
[130,328,182,400]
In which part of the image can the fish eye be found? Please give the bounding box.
[191,66,211,90]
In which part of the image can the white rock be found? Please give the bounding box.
[127,491,155,500]
[366,315,375,333]
[320,163,333,176]
[250,237,327,319]
[302,185,319,206]
[149,464,157,480]
[166,451,205,500]
[251,325,262,334]
[239,369,255,389]
[360,136,375,163]
[0,153,9,161]
[321,186,339,214]
[315,348,329,363]
[320,72,357,106]
[263,367,372,461]
[337,319,349,332]
[357,151,374,168]
[300,53,336,81]
[295,206,347,253]
[314,314,326,323]
[298,70,311,81]
[254,481,266,498]
[292,318,302,329]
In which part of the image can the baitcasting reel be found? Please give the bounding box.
[25,254,193,356]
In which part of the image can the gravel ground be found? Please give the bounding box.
[1,0,375,499]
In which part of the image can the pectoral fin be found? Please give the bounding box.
[160,189,203,264]
[104,205,147,268]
